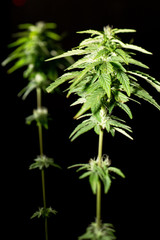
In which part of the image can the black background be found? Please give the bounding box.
[1,1,160,240]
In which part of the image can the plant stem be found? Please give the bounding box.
[38,124,43,156]
[96,127,104,228]
[36,88,48,240]
[37,87,42,109]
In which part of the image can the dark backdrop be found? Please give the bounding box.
[1,1,160,240]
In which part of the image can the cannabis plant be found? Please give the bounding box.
[2,21,72,240]
[46,26,160,239]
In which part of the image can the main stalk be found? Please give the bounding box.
[36,88,48,240]
[96,127,104,228]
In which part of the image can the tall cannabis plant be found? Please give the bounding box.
[46,26,160,239]
[2,21,72,240]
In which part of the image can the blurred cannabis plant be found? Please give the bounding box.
[2,21,72,240]
[46,26,160,239]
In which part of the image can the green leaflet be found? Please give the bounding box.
[114,127,133,140]
[8,37,28,48]
[107,118,132,132]
[117,102,133,119]
[112,39,152,55]
[117,71,131,96]
[108,167,125,178]
[74,87,106,119]
[46,71,79,93]
[115,48,129,64]
[114,91,129,103]
[128,71,160,92]
[113,28,136,34]
[77,29,103,36]
[18,23,33,29]
[127,58,149,69]
[105,116,133,140]
[67,61,100,93]
[106,61,114,74]
[44,22,57,29]
[70,119,96,141]
[46,49,86,61]
[110,61,126,72]
[89,173,99,194]
[131,82,160,110]
[46,31,62,41]
[99,72,111,99]
[79,37,102,48]
[7,58,29,73]
[124,43,152,55]
[69,61,102,94]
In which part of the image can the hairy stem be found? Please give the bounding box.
[96,127,104,228]
[36,88,48,240]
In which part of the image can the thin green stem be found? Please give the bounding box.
[36,88,48,240]
[41,168,48,240]
[38,124,43,156]
[96,127,104,228]
[37,88,42,109]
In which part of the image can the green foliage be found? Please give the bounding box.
[29,155,61,170]
[31,207,57,219]
[79,221,116,240]
[2,21,73,98]
[69,155,125,194]
[47,25,160,140]
[69,111,133,141]
[26,107,49,129]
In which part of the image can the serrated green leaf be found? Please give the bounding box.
[79,171,92,179]
[69,119,91,138]
[70,120,95,141]
[115,48,128,64]
[104,175,112,194]
[99,72,111,98]
[46,49,86,61]
[114,91,129,103]
[109,118,132,131]
[89,173,99,194]
[108,167,125,178]
[128,71,160,92]
[74,87,105,119]
[113,28,136,34]
[112,39,152,54]
[46,71,79,93]
[127,58,149,69]
[110,61,126,72]
[68,61,101,96]
[79,37,102,48]
[117,71,131,96]
[105,120,110,133]
[106,61,114,74]
[94,124,100,135]
[114,127,133,140]
[131,82,160,110]
[77,29,103,36]
[68,163,86,169]
[117,102,133,119]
